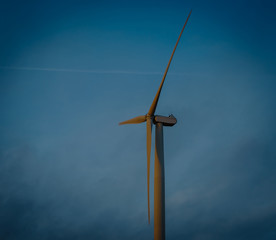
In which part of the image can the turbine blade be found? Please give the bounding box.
[146,117,152,224]
[148,10,192,116]
[119,115,146,125]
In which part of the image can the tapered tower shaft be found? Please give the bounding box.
[154,122,165,240]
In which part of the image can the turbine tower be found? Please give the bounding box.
[119,10,192,240]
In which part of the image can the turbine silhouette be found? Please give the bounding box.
[119,10,191,240]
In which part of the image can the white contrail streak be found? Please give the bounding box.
[0,66,193,77]
[0,66,164,75]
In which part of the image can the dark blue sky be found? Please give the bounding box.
[1,1,276,239]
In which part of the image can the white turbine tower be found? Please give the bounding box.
[119,10,192,240]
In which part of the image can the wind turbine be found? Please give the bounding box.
[119,10,192,240]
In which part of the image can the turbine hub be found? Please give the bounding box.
[153,114,177,126]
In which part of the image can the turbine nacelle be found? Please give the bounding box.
[119,114,177,127]
[154,114,177,126]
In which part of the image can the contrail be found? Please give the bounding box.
[0,66,164,75]
[0,66,193,77]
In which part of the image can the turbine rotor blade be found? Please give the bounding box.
[146,116,152,224]
[119,115,146,125]
[148,10,192,116]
